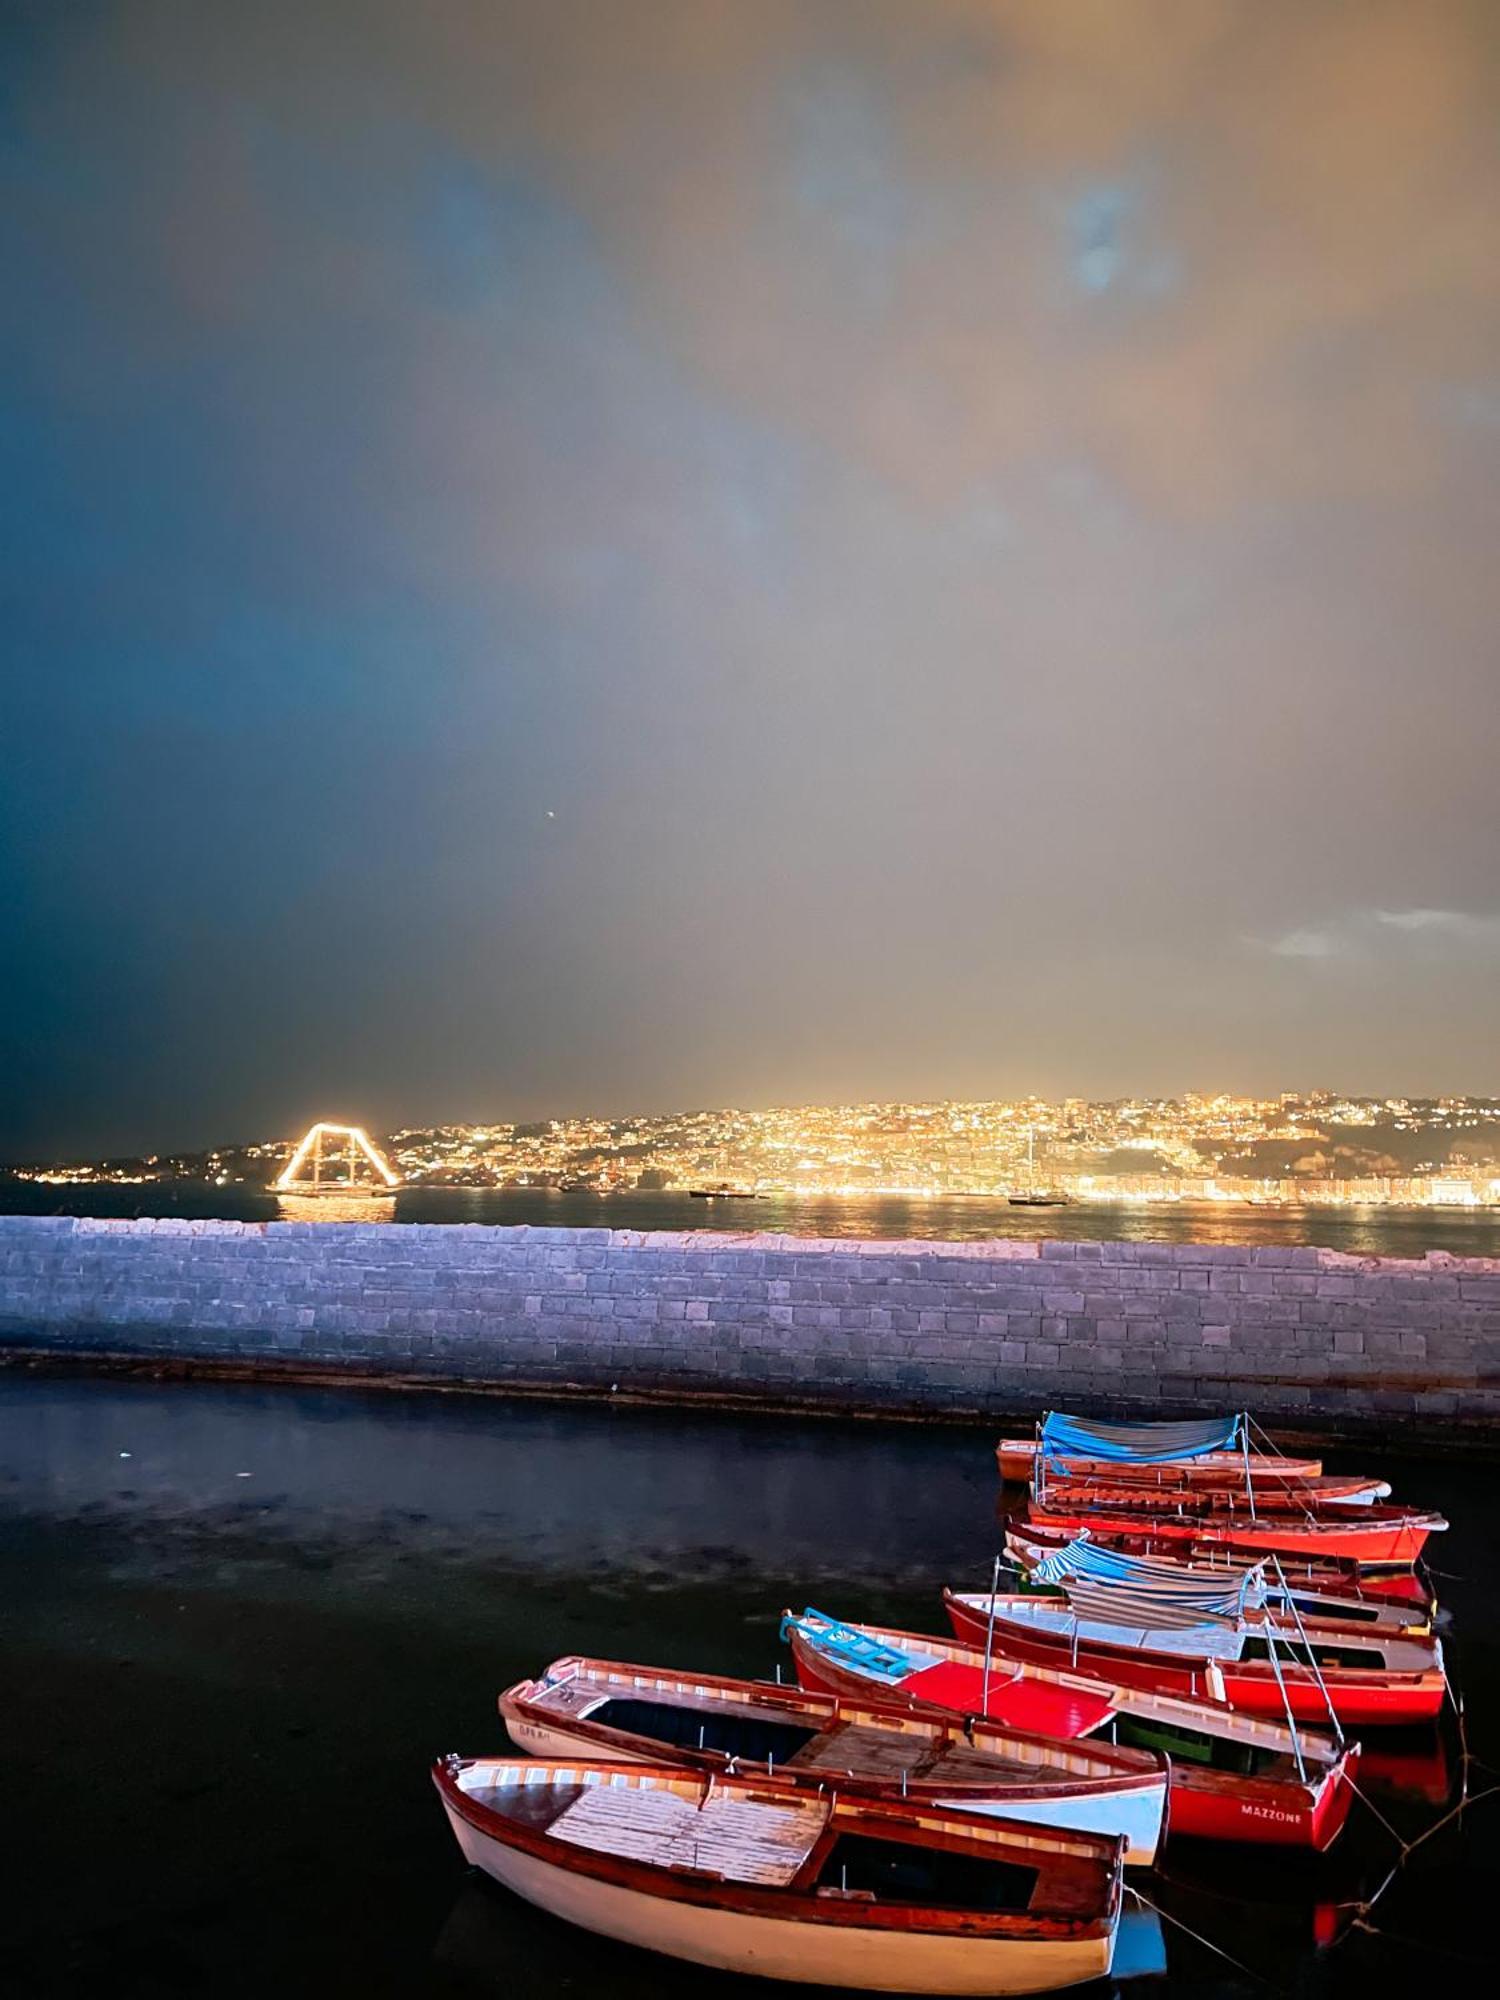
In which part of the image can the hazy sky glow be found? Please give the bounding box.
[4,0,1499,1157]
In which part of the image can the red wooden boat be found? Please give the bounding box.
[1039,1471,1388,1510]
[997,1436,1323,1487]
[941,1589,1445,1726]
[782,1611,1359,1851]
[1040,1468,1388,1506]
[1027,1493,1445,1566]
[500,1655,1170,1864]
[1003,1525,1433,1631]
[433,1755,1126,1991]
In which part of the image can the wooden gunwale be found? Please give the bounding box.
[434,1759,1121,1941]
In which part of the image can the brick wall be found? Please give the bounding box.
[3,1215,1499,1429]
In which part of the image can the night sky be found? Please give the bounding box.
[4,1,1499,1159]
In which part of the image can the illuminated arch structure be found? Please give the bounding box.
[274,1122,402,1196]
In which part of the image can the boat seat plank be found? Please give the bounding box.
[788,1724,931,1779]
[550,1785,830,1887]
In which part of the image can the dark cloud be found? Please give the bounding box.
[3,0,1499,1156]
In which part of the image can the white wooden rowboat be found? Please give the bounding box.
[500,1654,1167,1864]
[434,1756,1123,1994]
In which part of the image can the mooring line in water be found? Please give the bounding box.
[1343,1772,1404,1846]
[1333,1780,1500,1925]
[1123,1883,1282,1990]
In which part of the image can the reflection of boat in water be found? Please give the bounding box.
[275,1192,396,1224]
[1359,1726,1454,1806]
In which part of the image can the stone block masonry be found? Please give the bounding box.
[3,1215,1500,1434]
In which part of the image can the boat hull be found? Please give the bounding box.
[440,1798,1116,1994]
[1159,1750,1357,1850]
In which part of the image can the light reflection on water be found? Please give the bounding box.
[6,1179,1500,1255]
[2,1374,1496,1994]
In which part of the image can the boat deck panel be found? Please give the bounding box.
[548,1784,830,1887]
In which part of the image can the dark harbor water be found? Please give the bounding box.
[7,1179,1500,1257]
[2,1377,1496,1998]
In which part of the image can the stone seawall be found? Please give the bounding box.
[3,1215,1500,1431]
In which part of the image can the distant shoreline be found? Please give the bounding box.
[3,1180,1499,1260]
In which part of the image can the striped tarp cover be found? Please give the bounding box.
[1030,1537,1264,1629]
[1038,1412,1245,1464]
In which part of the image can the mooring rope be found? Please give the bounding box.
[1122,1882,1281,1990]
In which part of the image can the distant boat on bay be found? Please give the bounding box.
[1008,1126,1072,1206]
[688,1184,763,1199]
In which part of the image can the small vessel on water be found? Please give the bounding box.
[999,1412,1323,1490]
[1027,1491,1446,1566]
[998,1434,1325,1486]
[781,1610,1359,1850]
[500,1655,1168,1865]
[433,1755,1126,1993]
[1003,1525,1432,1634]
[941,1586,1445,1727]
[1007,1130,1071,1206]
[688,1184,762,1199]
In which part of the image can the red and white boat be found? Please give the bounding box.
[999,1436,1323,1487]
[1027,1493,1445,1566]
[782,1611,1359,1851]
[942,1590,1445,1726]
[1040,1468,1389,1506]
[1003,1525,1433,1633]
[500,1654,1169,1865]
[433,1755,1125,1993]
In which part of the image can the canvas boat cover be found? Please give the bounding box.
[1029,1537,1266,1630]
[1038,1412,1245,1465]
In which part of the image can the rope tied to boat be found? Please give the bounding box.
[1122,1883,1279,1989]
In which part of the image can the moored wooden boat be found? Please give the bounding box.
[1027,1494,1445,1566]
[1040,1468,1389,1506]
[1003,1524,1432,1633]
[998,1437,1323,1486]
[500,1655,1168,1865]
[433,1755,1124,1993]
[1040,1472,1390,1511]
[782,1611,1359,1851]
[941,1590,1445,1727]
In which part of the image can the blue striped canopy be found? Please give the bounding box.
[1038,1412,1245,1464]
[1030,1537,1265,1628]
